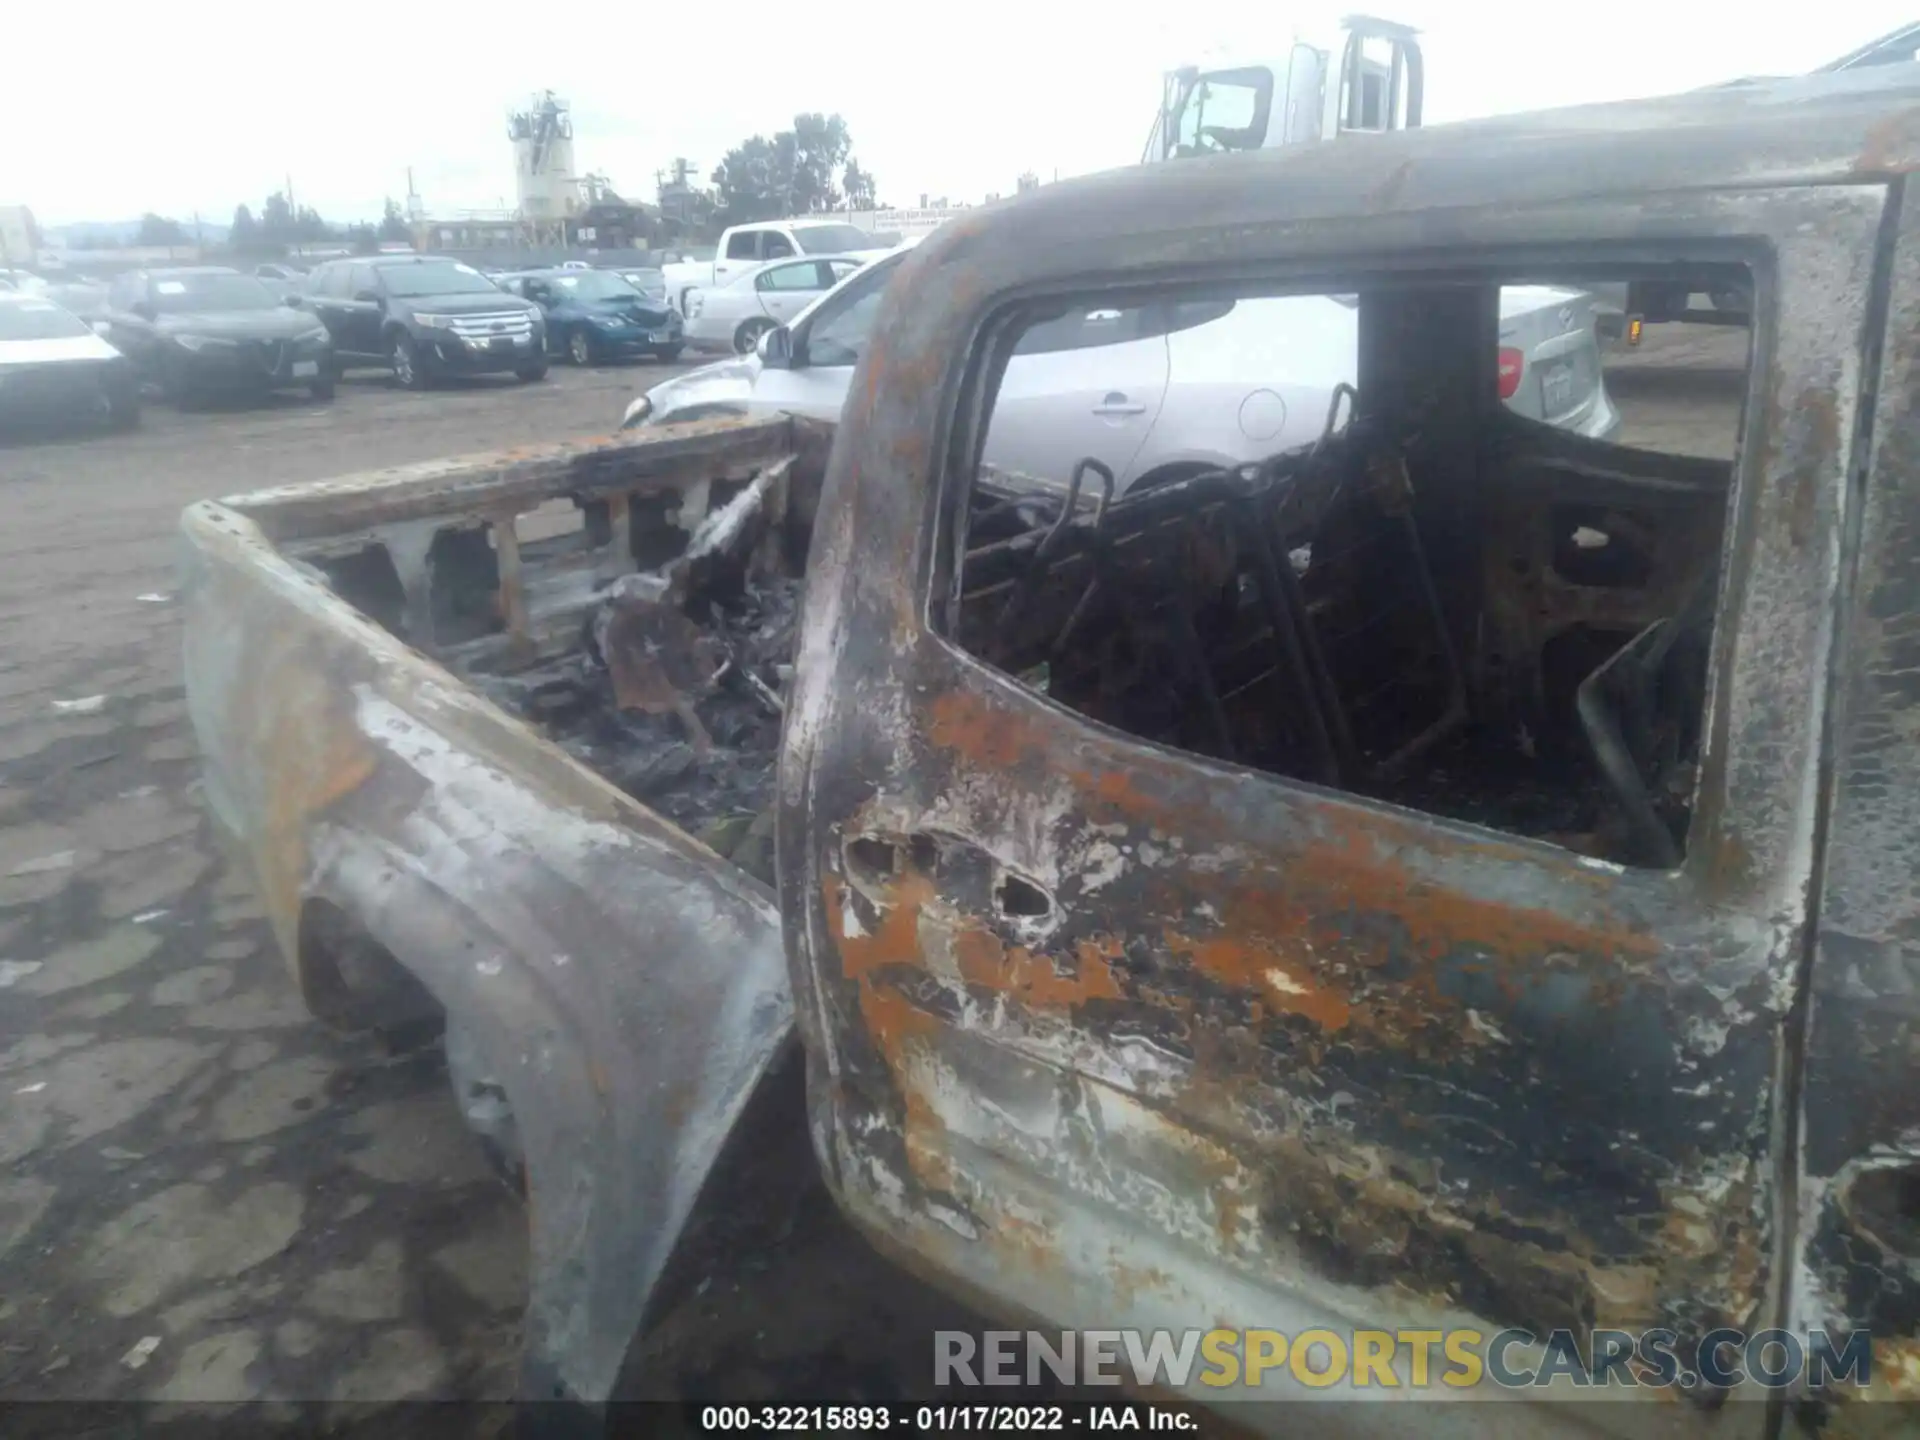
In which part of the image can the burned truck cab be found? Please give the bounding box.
[779,67,1920,1431]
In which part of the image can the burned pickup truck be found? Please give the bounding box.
[183,66,1920,1436]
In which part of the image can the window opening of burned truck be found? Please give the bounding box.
[934,263,1752,871]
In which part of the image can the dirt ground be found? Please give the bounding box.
[0,364,653,1416]
[0,332,1745,1422]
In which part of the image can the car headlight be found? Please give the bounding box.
[172,334,235,352]
[620,394,653,429]
[415,314,456,329]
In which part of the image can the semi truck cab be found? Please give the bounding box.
[1143,13,1424,163]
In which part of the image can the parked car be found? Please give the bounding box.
[495,269,682,365]
[682,256,868,355]
[254,262,308,285]
[99,266,334,405]
[625,246,1620,488]
[37,280,110,323]
[301,256,546,390]
[3,272,110,322]
[0,291,140,431]
[661,219,891,312]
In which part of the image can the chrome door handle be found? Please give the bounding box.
[1092,392,1147,417]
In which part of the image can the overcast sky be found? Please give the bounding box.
[6,1,1913,227]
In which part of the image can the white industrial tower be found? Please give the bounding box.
[508,91,577,220]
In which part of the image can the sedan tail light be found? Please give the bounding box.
[1496,346,1525,400]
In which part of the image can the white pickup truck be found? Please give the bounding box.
[661,218,890,313]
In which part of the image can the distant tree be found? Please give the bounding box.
[788,113,850,212]
[843,159,877,212]
[260,191,295,244]
[229,204,259,251]
[347,224,380,256]
[136,213,189,247]
[711,135,784,225]
[293,206,330,242]
[712,112,863,224]
[379,198,411,243]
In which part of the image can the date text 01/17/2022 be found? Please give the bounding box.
[695,1404,1200,1432]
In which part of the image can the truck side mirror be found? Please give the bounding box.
[757,324,793,368]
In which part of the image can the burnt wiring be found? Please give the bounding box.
[994,458,1116,639]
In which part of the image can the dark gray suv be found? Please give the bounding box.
[301,256,547,390]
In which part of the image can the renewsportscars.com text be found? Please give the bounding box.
[935,1326,1872,1391]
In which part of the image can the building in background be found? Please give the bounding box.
[413,91,664,259]
[511,91,579,233]
[841,204,973,240]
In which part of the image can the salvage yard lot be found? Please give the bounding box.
[0,333,1743,1411]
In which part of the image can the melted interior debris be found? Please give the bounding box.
[477,576,799,884]
[953,412,1727,869]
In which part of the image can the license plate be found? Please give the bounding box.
[1540,358,1575,415]
[491,337,512,351]
[650,330,672,344]
[292,360,319,379]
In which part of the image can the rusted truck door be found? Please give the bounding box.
[1800,180,1920,1413]
[782,182,1885,1425]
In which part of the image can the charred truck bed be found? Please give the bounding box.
[249,420,825,886]
[179,414,833,1411]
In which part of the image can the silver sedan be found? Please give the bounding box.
[628,248,1621,493]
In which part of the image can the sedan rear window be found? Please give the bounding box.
[0,300,93,341]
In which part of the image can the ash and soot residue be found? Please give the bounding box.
[474,480,802,884]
